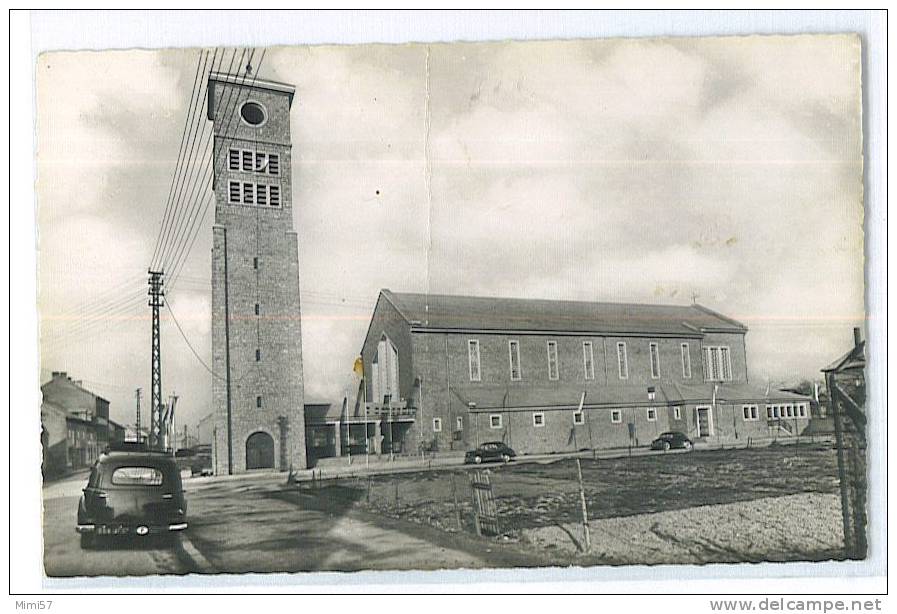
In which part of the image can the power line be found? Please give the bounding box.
[165,300,223,381]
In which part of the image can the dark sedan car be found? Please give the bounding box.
[76,446,187,549]
[464,441,516,464]
[650,431,694,451]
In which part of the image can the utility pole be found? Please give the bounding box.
[148,269,164,450]
[135,388,142,443]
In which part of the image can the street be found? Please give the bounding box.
[42,472,188,577]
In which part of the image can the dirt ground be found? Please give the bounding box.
[306,442,844,564]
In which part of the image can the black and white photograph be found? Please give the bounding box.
[10,8,886,601]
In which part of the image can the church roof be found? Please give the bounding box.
[380,289,747,337]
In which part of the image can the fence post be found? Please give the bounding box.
[575,458,592,554]
[394,478,400,508]
[450,471,462,531]
[367,476,372,504]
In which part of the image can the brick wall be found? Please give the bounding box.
[210,77,306,474]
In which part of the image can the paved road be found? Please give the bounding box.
[42,473,188,577]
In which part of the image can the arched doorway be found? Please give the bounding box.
[246,431,275,470]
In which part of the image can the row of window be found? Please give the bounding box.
[466,339,731,383]
[228,148,281,175]
[432,403,809,432]
[228,181,282,207]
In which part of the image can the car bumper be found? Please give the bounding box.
[76,522,188,535]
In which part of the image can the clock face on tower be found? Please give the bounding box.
[240,101,266,126]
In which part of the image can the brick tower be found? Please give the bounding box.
[208,70,307,474]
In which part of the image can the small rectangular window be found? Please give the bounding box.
[256,396,262,408]
[268,154,280,175]
[509,340,521,381]
[490,414,503,429]
[228,181,241,203]
[256,184,267,206]
[743,405,751,420]
[611,409,622,423]
[532,412,545,427]
[649,342,660,379]
[681,343,692,378]
[467,340,481,382]
[253,257,259,270]
[241,150,253,171]
[111,467,163,486]
[573,411,584,425]
[455,416,463,431]
[582,342,594,380]
[673,406,682,420]
[255,151,267,172]
[547,341,559,380]
[616,342,628,379]
[647,408,657,421]
[254,303,260,315]
[433,418,442,433]
[255,349,261,362]
[766,406,774,419]
[243,182,254,205]
[751,406,759,420]
[269,185,281,207]
[798,404,807,418]
[721,347,732,381]
[228,149,240,170]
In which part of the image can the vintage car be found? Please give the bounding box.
[650,431,694,452]
[464,441,517,464]
[76,444,187,548]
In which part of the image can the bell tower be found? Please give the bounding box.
[208,70,307,474]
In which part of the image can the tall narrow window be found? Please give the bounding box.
[228,148,240,170]
[649,342,660,379]
[253,257,259,270]
[721,347,732,381]
[509,340,521,381]
[228,181,241,203]
[547,341,559,380]
[582,342,595,380]
[254,151,267,172]
[255,349,261,362]
[269,185,281,207]
[268,153,280,175]
[242,182,254,205]
[256,184,267,206]
[680,343,692,378]
[432,418,442,433]
[241,150,253,172]
[254,303,260,315]
[455,416,464,431]
[616,342,628,379]
[256,396,262,408]
[467,340,481,382]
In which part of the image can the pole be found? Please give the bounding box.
[576,458,592,553]
[363,377,369,467]
[148,270,164,450]
[135,388,142,443]
[450,471,462,531]
[222,231,234,474]
[828,370,855,557]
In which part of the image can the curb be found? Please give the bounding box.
[174,533,217,574]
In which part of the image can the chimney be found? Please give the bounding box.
[853,327,862,348]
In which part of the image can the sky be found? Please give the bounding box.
[36,35,864,434]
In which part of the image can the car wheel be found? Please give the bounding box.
[502,454,511,463]
[474,456,483,464]
[662,441,671,452]
[683,441,693,451]
[79,532,95,550]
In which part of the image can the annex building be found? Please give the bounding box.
[344,290,812,458]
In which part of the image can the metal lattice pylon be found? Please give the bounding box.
[148,270,164,449]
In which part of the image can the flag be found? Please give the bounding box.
[353,356,364,378]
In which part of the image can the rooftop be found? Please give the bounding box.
[381,290,747,337]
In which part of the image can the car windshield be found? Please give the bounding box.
[110,466,164,486]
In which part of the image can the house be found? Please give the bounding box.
[40,401,69,477]
[355,290,812,457]
[65,414,99,469]
[41,371,111,446]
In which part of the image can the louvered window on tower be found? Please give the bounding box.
[228,149,240,170]
[228,181,241,203]
[269,185,281,206]
[255,151,267,172]
[243,182,254,204]
[256,184,267,206]
[241,150,253,171]
[268,154,280,175]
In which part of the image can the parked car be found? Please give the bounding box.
[650,431,693,451]
[76,445,188,549]
[464,441,516,464]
